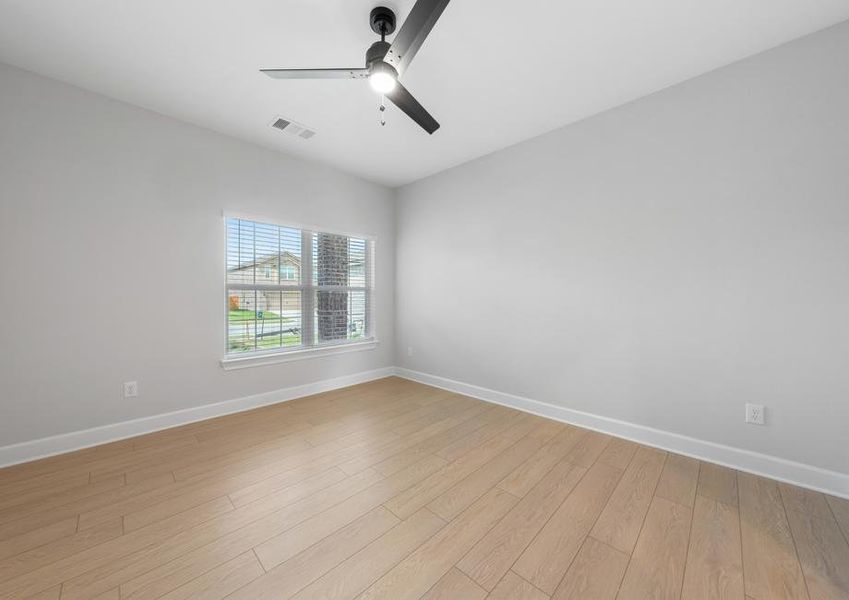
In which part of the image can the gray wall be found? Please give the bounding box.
[395,22,849,474]
[0,63,395,447]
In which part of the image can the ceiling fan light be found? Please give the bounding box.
[369,71,396,94]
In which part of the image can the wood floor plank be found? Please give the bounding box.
[391,400,481,438]
[72,473,178,531]
[0,474,129,536]
[697,462,739,507]
[157,551,264,600]
[0,496,235,600]
[290,509,446,600]
[421,568,487,600]
[435,412,526,462]
[785,504,849,600]
[59,471,379,600]
[123,464,348,532]
[779,483,834,521]
[227,465,348,508]
[550,537,629,600]
[358,488,517,600]
[254,455,446,570]
[384,417,539,519]
[497,426,585,498]
[0,516,78,561]
[427,421,562,520]
[369,406,498,477]
[164,429,344,484]
[655,454,700,508]
[826,495,849,542]
[338,404,498,476]
[513,461,624,594]
[225,507,399,600]
[0,472,92,511]
[0,517,122,582]
[151,395,418,487]
[115,455,444,600]
[457,459,586,591]
[488,570,550,600]
[738,472,809,600]
[113,466,396,600]
[589,446,667,554]
[681,494,745,600]
[617,496,692,600]
[562,431,611,468]
[597,437,639,470]
[22,585,61,600]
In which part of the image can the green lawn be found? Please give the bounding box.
[229,331,301,351]
[227,313,362,351]
[257,333,301,349]
[229,310,293,323]
[228,312,301,351]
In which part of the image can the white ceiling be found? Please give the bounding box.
[1,1,847,187]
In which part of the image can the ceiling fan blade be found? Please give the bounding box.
[384,0,451,73]
[386,81,440,134]
[260,68,369,79]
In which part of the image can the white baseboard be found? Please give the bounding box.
[3,364,846,500]
[394,367,849,500]
[0,367,395,469]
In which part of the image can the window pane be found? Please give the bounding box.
[315,290,349,343]
[226,218,256,284]
[254,222,278,284]
[228,289,257,352]
[227,219,302,286]
[348,237,367,287]
[228,289,302,352]
[314,232,349,344]
[313,232,349,287]
[313,290,366,343]
[348,290,366,340]
[280,226,302,286]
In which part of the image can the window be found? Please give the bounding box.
[279,264,297,280]
[225,217,374,358]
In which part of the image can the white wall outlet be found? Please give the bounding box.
[123,381,139,398]
[745,403,764,425]
[407,346,414,357]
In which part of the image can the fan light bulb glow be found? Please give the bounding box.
[369,71,396,94]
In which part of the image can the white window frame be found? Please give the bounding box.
[220,212,377,370]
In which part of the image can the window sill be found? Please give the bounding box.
[219,339,379,371]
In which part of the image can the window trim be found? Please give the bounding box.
[221,212,377,367]
[220,339,379,370]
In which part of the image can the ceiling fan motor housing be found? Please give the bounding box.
[366,40,392,68]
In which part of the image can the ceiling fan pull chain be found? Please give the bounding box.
[379,95,387,126]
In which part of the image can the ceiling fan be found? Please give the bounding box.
[261,0,450,134]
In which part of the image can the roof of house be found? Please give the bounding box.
[229,251,301,272]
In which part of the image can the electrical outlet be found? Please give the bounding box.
[407,346,414,357]
[123,381,139,398]
[745,403,764,425]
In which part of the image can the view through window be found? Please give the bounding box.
[226,217,373,355]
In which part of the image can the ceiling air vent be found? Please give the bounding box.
[271,117,316,140]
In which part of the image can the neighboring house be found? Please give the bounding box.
[228,252,301,315]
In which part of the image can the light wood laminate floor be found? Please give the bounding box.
[1,377,847,599]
